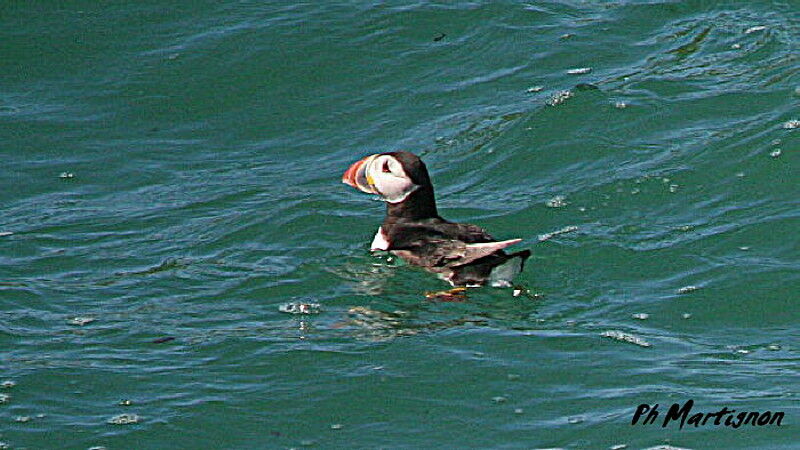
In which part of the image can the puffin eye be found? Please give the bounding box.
[382,160,391,173]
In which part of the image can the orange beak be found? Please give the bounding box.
[342,155,378,194]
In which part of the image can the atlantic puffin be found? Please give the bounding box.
[342,151,530,287]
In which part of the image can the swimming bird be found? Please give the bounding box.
[342,151,530,287]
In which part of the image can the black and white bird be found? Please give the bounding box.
[342,151,530,287]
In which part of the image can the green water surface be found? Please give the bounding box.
[1,1,798,449]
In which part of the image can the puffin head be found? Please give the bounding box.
[342,151,432,204]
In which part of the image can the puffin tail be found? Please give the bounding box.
[489,249,531,288]
[509,249,531,269]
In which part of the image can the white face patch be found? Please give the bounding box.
[364,155,419,203]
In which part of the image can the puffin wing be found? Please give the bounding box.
[387,221,496,244]
[397,236,523,268]
[384,222,523,267]
[457,239,522,265]
[431,221,497,243]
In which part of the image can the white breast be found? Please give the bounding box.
[370,227,390,251]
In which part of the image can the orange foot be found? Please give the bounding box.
[425,287,468,302]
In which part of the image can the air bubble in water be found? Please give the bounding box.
[68,317,96,326]
[279,302,321,315]
[547,90,573,106]
[601,330,651,347]
[567,67,592,75]
[546,195,568,208]
[107,413,140,425]
[744,25,767,34]
[677,285,699,294]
